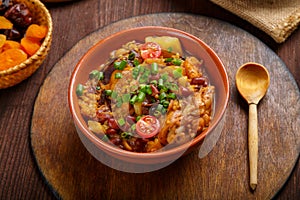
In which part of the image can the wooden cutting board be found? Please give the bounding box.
[30,13,300,200]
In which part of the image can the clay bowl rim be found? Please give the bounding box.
[68,26,229,159]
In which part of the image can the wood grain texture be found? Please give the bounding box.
[1,0,299,199]
[30,13,300,200]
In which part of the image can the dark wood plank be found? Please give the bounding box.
[31,13,300,200]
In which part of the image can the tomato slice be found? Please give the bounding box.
[136,115,160,138]
[140,42,162,59]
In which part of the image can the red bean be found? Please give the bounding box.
[180,86,193,96]
[96,111,111,123]
[150,84,159,96]
[126,116,136,124]
[107,118,120,130]
[106,128,118,135]
[110,137,121,145]
[133,138,148,152]
[191,77,207,85]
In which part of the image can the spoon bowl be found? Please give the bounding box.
[236,63,270,104]
[235,62,270,190]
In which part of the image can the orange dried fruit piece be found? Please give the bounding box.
[1,40,21,52]
[25,24,48,41]
[0,34,6,48]
[0,49,28,71]
[0,16,13,29]
[21,37,41,56]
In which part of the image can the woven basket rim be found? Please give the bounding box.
[0,0,53,76]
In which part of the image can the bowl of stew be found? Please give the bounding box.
[68,26,229,172]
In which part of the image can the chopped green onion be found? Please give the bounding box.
[156,103,167,114]
[139,78,148,84]
[150,80,157,85]
[139,84,147,91]
[89,70,104,80]
[165,57,173,62]
[122,93,131,103]
[130,124,136,131]
[76,84,84,96]
[130,85,139,92]
[133,59,140,66]
[102,135,109,142]
[96,86,101,90]
[116,96,123,107]
[158,78,164,89]
[170,83,179,91]
[115,72,122,79]
[139,68,150,83]
[151,62,159,75]
[121,132,127,138]
[116,102,122,108]
[172,59,182,66]
[137,91,146,102]
[89,70,100,80]
[153,110,161,117]
[164,81,171,90]
[111,91,118,99]
[167,93,176,99]
[130,95,137,105]
[105,90,112,96]
[146,85,152,95]
[118,118,126,126]
[159,92,167,100]
[156,104,164,112]
[140,85,152,95]
[136,115,142,121]
[173,68,183,78]
[99,71,104,80]
[132,65,141,79]
[161,73,168,81]
[162,100,170,108]
[150,96,156,103]
[139,65,145,73]
[159,86,168,93]
[128,52,135,60]
[167,47,173,53]
[114,60,127,70]
[121,132,132,139]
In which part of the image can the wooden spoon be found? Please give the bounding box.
[235,62,270,190]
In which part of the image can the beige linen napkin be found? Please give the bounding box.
[210,0,300,43]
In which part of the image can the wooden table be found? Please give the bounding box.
[0,0,299,199]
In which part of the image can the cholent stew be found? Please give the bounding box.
[76,36,215,153]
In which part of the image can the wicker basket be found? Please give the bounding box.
[0,0,52,89]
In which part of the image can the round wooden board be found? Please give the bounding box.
[31,13,300,200]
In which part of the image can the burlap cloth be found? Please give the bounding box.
[210,0,300,43]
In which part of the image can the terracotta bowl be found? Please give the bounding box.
[0,0,52,89]
[68,26,229,172]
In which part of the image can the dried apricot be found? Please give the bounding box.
[0,49,28,71]
[0,16,13,29]
[1,40,21,51]
[0,34,6,48]
[21,37,40,56]
[25,24,47,41]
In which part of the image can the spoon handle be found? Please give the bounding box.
[248,103,258,190]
